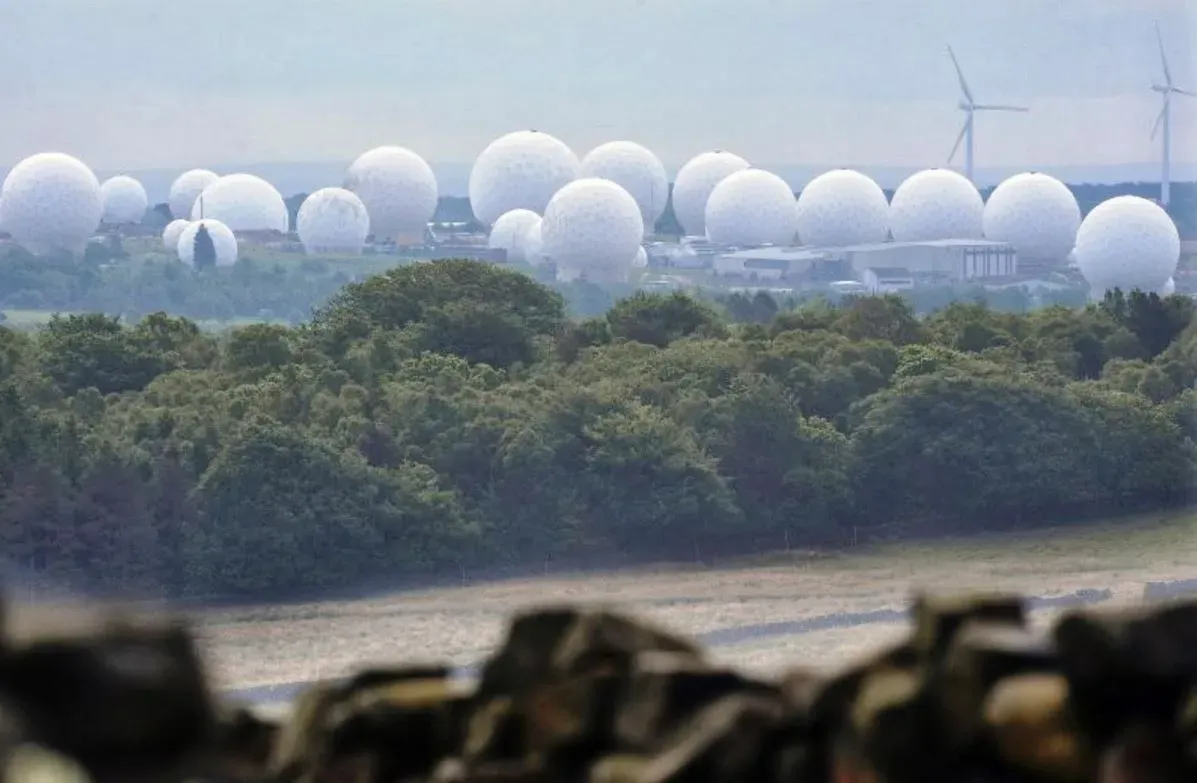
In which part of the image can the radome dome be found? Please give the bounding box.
[982,172,1080,263]
[488,208,542,263]
[795,169,889,247]
[468,130,580,226]
[1162,277,1177,296]
[168,169,219,221]
[704,169,798,247]
[671,151,750,237]
[520,218,546,267]
[542,178,644,283]
[296,187,371,255]
[0,152,103,254]
[343,146,437,243]
[177,219,238,267]
[191,173,288,233]
[162,219,190,252]
[579,141,669,234]
[1074,195,1179,298]
[632,246,648,268]
[100,176,148,225]
[888,168,983,242]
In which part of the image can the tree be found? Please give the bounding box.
[192,224,217,270]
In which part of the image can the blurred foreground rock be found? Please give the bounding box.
[3,594,1197,782]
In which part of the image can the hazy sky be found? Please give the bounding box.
[2,0,1195,171]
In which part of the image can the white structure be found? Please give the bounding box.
[343,146,437,243]
[832,239,1017,281]
[162,219,190,252]
[862,267,916,294]
[487,208,542,263]
[670,150,749,237]
[296,187,371,255]
[1150,22,1193,206]
[541,178,643,282]
[0,152,103,254]
[177,218,238,267]
[982,172,1080,267]
[1162,277,1177,296]
[888,168,983,242]
[521,217,546,266]
[796,169,888,247]
[1074,195,1179,298]
[704,168,799,247]
[579,141,669,234]
[191,173,288,233]
[99,176,148,225]
[714,247,823,279]
[946,45,1029,183]
[168,169,219,221]
[632,246,648,268]
[468,130,580,226]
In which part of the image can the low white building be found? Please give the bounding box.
[861,266,915,294]
[713,247,824,279]
[823,239,1018,281]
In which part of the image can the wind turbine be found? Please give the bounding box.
[946,45,1029,185]
[1150,21,1193,207]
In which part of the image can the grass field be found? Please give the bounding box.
[192,510,1197,692]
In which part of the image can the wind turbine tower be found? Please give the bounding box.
[1150,22,1193,207]
[946,45,1029,184]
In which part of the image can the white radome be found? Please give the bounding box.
[1074,195,1179,298]
[796,169,889,248]
[579,141,669,234]
[671,150,750,237]
[343,146,437,243]
[704,168,798,247]
[0,152,102,254]
[99,175,148,225]
[191,173,288,233]
[542,178,644,283]
[468,130,580,226]
[632,246,648,268]
[177,218,238,267]
[1162,277,1177,296]
[296,187,370,255]
[488,208,542,263]
[983,172,1080,263]
[168,169,219,221]
[174,219,238,268]
[162,219,190,252]
[888,168,983,242]
[520,217,546,267]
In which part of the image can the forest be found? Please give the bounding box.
[0,259,1194,601]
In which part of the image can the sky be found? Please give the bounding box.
[1,0,1195,173]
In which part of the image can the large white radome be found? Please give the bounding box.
[579,141,669,235]
[162,219,190,252]
[796,169,889,247]
[0,152,103,254]
[488,208,541,263]
[168,169,219,221]
[705,169,798,247]
[191,174,288,232]
[297,187,370,255]
[469,130,580,226]
[1074,195,1179,298]
[888,168,983,242]
[100,175,148,225]
[983,172,1080,263]
[671,151,749,237]
[177,219,238,267]
[344,146,437,243]
[542,178,644,282]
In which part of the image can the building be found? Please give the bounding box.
[823,239,1018,281]
[861,267,915,294]
[713,247,823,279]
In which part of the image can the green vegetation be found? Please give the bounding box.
[0,260,1193,600]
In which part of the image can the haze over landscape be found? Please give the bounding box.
[2,0,1195,196]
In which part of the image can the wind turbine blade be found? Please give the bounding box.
[972,104,1030,112]
[1174,87,1197,97]
[947,45,974,104]
[1151,101,1167,140]
[948,119,968,164]
[1156,21,1173,86]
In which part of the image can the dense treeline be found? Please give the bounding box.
[0,260,1194,600]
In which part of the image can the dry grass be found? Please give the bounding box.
[195,511,1197,691]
